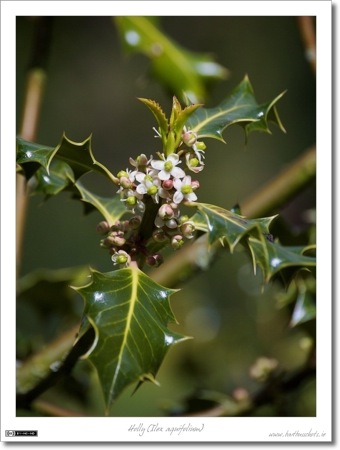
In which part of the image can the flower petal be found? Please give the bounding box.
[151,160,164,170]
[173,191,184,204]
[171,167,186,179]
[158,170,171,181]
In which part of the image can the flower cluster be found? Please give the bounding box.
[98,127,206,267]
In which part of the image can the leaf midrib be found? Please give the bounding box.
[108,269,138,404]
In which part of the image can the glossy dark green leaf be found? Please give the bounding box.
[188,202,316,282]
[53,134,117,182]
[248,237,316,282]
[186,75,286,142]
[72,181,127,226]
[16,134,118,184]
[74,267,187,412]
[33,160,74,197]
[16,137,54,179]
[115,16,228,103]
[190,202,276,250]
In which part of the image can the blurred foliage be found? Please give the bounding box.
[114,16,229,103]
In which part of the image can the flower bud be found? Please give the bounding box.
[136,154,149,167]
[178,215,189,225]
[111,235,126,247]
[162,179,173,190]
[165,218,178,229]
[152,229,168,242]
[191,180,200,190]
[146,253,164,267]
[182,129,197,147]
[180,221,195,239]
[120,176,133,189]
[129,215,142,229]
[111,220,123,232]
[171,234,184,250]
[96,221,110,235]
[158,203,174,220]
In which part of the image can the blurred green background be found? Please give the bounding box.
[16,16,316,416]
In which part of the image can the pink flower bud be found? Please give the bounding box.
[162,179,173,190]
[120,176,133,189]
[191,180,200,190]
[158,203,174,220]
[180,221,195,239]
[182,129,197,147]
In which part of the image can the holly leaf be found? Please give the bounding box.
[72,181,127,226]
[16,134,118,184]
[115,16,228,103]
[186,75,286,142]
[73,267,188,413]
[190,203,276,250]
[16,137,54,179]
[189,202,316,282]
[248,237,316,282]
[33,159,75,197]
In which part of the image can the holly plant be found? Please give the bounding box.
[16,16,316,417]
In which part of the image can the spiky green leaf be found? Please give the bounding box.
[72,181,127,226]
[190,202,276,251]
[16,137,54,179]
[189,202,316,282]
[186,75,286,142]
[248,237,316,282]
[33,160,75,197]
[74,267,187,412]
[16,134,118,184]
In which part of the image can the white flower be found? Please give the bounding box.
[111,250,131,267]
[185,152,205,173]
[135,173,169,203]
[173,175,198,204]
[151,153,185,181]
[121,189,145,213]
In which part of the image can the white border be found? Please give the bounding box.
[1,0,333,445]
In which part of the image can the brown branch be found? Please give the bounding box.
[16,18,54,275]
[297,16,316,75]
